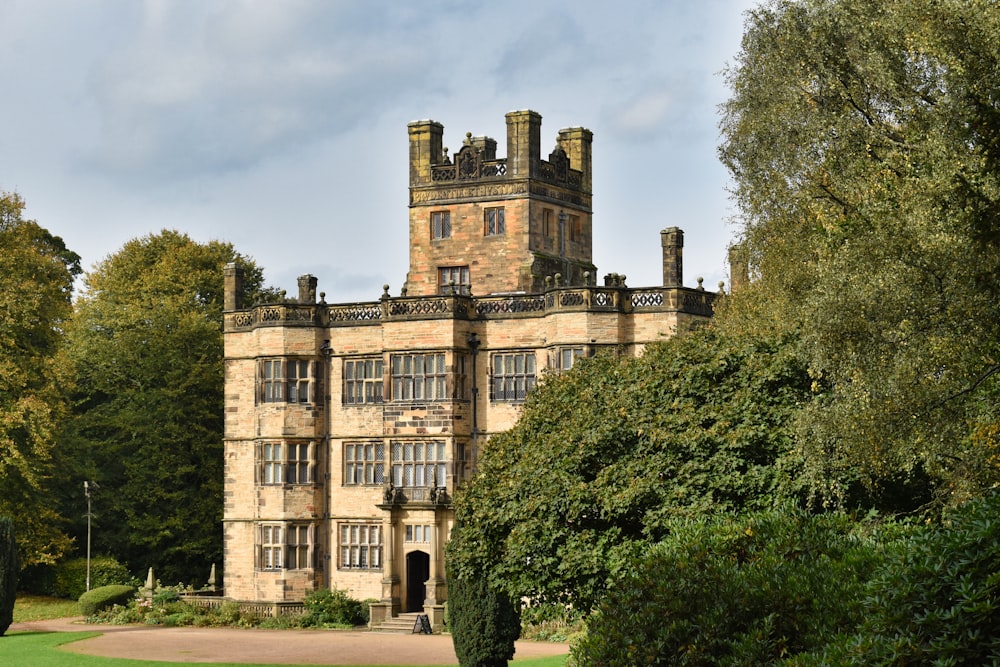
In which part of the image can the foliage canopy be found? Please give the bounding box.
[448,329,812,612]
[59,230,267,582]
[718,0,1000,503]
[0,192,80,568]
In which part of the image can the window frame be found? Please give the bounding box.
[257,358,316,405]
[339,523,382,571]
[391,440,447,489]
[568,214,582,242]
[258,524,284,571]
[405,524,432,543]
[430,210,451,240]
[343,357,384,405]
[490,351,537,402]
[286,523,313,570]
[555,346,585,372]
[256,441,314,486]
[484,207,505,236]
[438,266,471,295]
[390,353,447,401]
[344,442,386,486]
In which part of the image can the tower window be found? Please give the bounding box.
[484,207,505,236]
[439,266,470,295]
[431,211,451,239]
[568,214,582,242]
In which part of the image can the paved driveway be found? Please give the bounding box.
[9,618,569,665]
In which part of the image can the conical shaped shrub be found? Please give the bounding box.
[0,516,19,636]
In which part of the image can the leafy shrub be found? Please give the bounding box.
[40,556,135,600]
[449,571,521,667]
[521,603,585,642]
[301,587,365,627]
[0,516,18,636]
[798,491,1000,665]
[571,507,900,666]
[79,585,136,616]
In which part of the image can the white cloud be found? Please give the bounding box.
[1,0,760,302]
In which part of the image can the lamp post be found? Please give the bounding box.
[83,481,97,592]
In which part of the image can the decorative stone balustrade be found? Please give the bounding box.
[224,285,717,331]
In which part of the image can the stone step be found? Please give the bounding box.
[373,612,433,634]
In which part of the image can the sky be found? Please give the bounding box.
[1,0,758,303]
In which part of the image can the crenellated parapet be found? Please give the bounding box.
[408,110,592,205]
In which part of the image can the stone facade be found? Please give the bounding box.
[222,110,718,629]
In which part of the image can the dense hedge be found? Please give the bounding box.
[20,555,135,599]
[0,517,18,636]
[571,508,900,666]
[78,584,136,617]
[794,491,1000,665]
[449,571,520,667]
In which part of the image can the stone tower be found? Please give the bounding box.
[405,110,595,296]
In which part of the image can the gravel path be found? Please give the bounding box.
[8,617,569,665]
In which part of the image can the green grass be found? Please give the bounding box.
[13,595,81,622]
[0,632,566,667]
[7,596,567,666]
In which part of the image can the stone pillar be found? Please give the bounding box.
[661,227,684,288]
[223,263,244,312]
[297,274,318,304]
[423,520,447,631]
[369,516,400,628]
[728,242,749,291]
[505,110,542,178]
[558,126,594,193]
[408,120,445,187]
[470,135,498,160]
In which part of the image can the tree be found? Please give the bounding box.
[59,230,268,582]
[718,0,1000,505]
[447,328,813,613]
[0,516,18,636]
[447,568,520,667]
[0,192,79,569]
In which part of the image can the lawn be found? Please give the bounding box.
[6,596,568,667]
[13,595,81,622]
[2,632,567,667]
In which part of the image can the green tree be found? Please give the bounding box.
[448,329,813,613]
[60,230,268,582]
[718,0,1000,505]
[0,192,79,569]
[0,516,18,636]
[447,568,520,667]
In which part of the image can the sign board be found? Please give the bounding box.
[412,613,432,634]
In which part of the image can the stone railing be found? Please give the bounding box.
[429,156,582,189]
[225,286,717,330]
[379,485,449,507]
[183,596,306,618]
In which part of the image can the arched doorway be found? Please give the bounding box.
[405,550,429,613]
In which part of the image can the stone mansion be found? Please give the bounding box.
[221,110,718,629]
